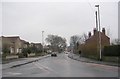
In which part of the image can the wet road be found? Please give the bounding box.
[2,53,118,77]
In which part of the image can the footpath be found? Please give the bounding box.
[2,54,51,70]
[68,53,119,67]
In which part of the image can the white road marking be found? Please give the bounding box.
[6,72,22,76]
[34,62,44,70]
[33,62,57,73]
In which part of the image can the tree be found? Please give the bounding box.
[2,44,10,55]
[21,48,29,57]
[70,35,80,47]
[111,39,120,45]
[79,33,88,44]
[70,35,81,53]
[70,33,88,53]
[46,35,67,52]
[70,33,88,45]
[21,47,33,57]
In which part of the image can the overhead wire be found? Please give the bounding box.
[85,0,96,14]
[86,0,97,30]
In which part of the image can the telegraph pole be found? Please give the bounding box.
[42,31,44,53]
[95,11,99,60]
[95,5,102,61]
[95,11,98,31]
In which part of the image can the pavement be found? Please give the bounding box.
[2,54,51,70]
[68,52,119,67]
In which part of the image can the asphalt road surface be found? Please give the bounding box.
[2,53,118,77]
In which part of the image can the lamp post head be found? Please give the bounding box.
[42,31,44,33]
[95,5,99,7]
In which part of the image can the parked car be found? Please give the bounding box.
[51,52,57,57]
[65,52,68,54]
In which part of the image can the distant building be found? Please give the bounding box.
[1,36,22,54]
[30,43,43,51]
[1,36,44,57]
[79,28,110,59]
[21,40,29,48]
[33,43,43,50]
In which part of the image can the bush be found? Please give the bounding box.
[2,47,10,55]
[18,53,28,58]
[103,45,120,56]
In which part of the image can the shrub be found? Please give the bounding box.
[103,45,120,56]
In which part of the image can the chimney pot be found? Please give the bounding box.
[102,28,105,35]
[88,32,91,37]
[93,28,97,35]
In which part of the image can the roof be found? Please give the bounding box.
[86,31,110,42]
[1,36,20,38]
[21,39,29,44]
[1,36,20,41]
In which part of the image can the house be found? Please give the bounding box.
[34,43,43,50]
[30,43,43,51]
[1,36,23,54]
[21,40,29,48]
[79,28,110,59]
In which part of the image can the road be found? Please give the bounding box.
[2,53,118,77]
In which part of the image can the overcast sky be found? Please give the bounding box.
[1,0,119,45]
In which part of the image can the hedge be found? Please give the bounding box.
[103,45,120,56]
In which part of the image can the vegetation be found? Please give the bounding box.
[46,34,67,52]
[103,45,120,56]
[19,46,43,58]
[70,33,88,54]
[2,46,10,55]
[2,45,10,59]
[111,39,120,45]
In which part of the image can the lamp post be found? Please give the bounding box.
[95,11,98,31]
[42,31,44,53]
[95,5,102,61]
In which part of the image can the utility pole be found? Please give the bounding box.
[95,11,98,31]
[95,5,102,61]
[42,31,44,53]
[95,11,99,60]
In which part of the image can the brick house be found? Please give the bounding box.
[79,28,110,59]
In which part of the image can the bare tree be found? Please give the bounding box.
[111,38,120,45]
[79,33,88,44]
[70,35,80,47]
[70,35,81,53]
[70,34,88,53]
[46,35,67,52]
[70,33,88,46]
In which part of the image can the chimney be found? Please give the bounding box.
[93,28,97,35]
[102,28,105,35]
[88,32,91,37]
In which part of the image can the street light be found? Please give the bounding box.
[42,31,44,53]
[95,5,102,61]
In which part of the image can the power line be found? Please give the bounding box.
[86,0,95,14]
